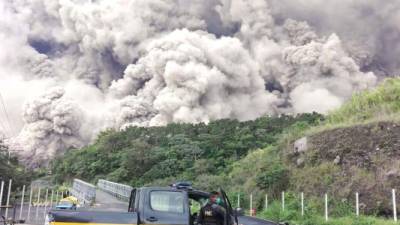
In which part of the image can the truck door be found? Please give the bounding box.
[129,189,137,212]
[142,189,190,225]
[48,210,139,225]
[220,189,238,225]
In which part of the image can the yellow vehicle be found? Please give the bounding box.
[55,196,78,210]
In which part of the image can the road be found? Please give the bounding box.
[0,203,48,225]
[90,189,129,211]
[0,189,126,225]
[238,216,277,225]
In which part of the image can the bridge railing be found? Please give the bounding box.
[97,179,133,201]
[70,179,96,205]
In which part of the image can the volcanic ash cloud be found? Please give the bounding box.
[8,87,84,167]
[2,0,398,166]
[110,29,281,127]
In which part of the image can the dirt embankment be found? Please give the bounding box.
[288,122,400,214]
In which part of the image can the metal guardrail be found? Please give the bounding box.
[70,179,96,205]
[97,179,133,201]
[0,205,24,225]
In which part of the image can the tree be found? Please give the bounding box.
[122,139,156,179]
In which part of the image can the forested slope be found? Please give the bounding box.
[51,113,322,190]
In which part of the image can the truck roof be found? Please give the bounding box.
[139,186,210,201]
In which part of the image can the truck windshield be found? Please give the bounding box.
[150,191,184,213]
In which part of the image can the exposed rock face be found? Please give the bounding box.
[294,136,308,153]
[288,122,400,214]
[333,155,341,164]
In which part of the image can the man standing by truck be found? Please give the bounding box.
[197,191,226,225]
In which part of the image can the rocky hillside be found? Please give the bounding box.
[288,121,400,214]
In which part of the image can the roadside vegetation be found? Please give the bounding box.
[0,140,31,186]
[0,139,34,207]
[327,78,400,127]
[258,193,397,225]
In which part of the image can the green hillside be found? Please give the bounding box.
[328,78,400,125]
[52,113,322,190]
[262,78,400,224]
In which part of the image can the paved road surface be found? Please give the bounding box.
[238,216,277,225]
[0,203,48,225]
[0,189,127,225]
[90,189,128,211]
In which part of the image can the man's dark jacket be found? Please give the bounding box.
[198,202,226,225]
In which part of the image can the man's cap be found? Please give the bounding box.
[210,191,219,195]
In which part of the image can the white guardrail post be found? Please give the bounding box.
[5,179,12,219]
[237,193,240,208]
[0,181,4,215]
[249,193,253,216]
[97,179,133,201]
[325,193,329,222]
[19,185,26,220]
[356,192,359,217]
[301,192,304,217]
[393,189,397,222]
[27,186,33,221]
[265,194,268,210]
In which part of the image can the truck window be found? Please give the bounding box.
[189,197,207,214]
[150,191,184,213]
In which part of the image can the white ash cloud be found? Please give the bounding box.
[283,34,377,96]
[268,0,400,76]
[0,0,398,166]
[110,29,280,127]
[8,87,84,168]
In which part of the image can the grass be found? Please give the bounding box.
[289,216,398,225]
[278,78,400,149]
[327,78,400,126]
[255,192,399,225]
[257,201,397,225]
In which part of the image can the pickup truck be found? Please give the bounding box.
[47,184,276,225]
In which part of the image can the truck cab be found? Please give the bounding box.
[129,185,236,225]
[48,184,238,225]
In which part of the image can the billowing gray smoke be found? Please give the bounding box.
[110,29,280,127]
[7,87,84,168]
[0,0,398,166]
